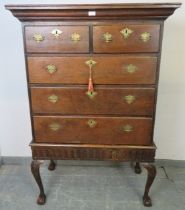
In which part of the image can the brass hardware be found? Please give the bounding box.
[103,32,113,43]
[49,122,61,131]
[87,119,97,128]
[140,32,151,42]
[86,91,97,99]
[125,64,138,74]
[120,28,133,39]
[124,95,136,104]
[48,95,59,103]
[71,33,80,42]
[33,34,44,42]
[46,64,57,74]
[85,59,97,69]
[123,124,133,133]
[51,29,62,38]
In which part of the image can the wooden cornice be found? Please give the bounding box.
[5,3,181,21]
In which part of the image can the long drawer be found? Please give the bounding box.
[93,24,160,53]
[31,87,155,115]
[33,116,153,145]
[28,56,157,84]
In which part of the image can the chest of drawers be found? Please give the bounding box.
[6,3,180,207]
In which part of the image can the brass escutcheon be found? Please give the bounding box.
[46,64,57,74]
[33,34,44,42]
[120,28,133,39]
[102,32,113,43]
[87,119,97,128]
[124,95,136,104]
[71,33,81,42]
[86,91,97,99]
[51,29,62,38]
[85,59,97,69]
[49,122,61,131]
[140,32,151,42]
[48,94,59,103]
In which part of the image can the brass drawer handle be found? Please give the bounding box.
[125,64,138,74]
[87,119,97,128]
[51,29,62,38]
[46,64,57,74]
[140,32,151,42]
[33,34,44,42]
[120,27,133,39]
[71,33,80,42]
[123,124,133,133]
[103,32,113,43]
[49,122,61,131]
[124,95,136,104]
[48,94,59,103]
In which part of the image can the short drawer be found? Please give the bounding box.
[25,26,89,53]
[28,56,157,85]
[33,116,153,145]
[93,24,160,53]
[31,87,155,115]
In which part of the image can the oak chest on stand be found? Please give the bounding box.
[6,3,181,207]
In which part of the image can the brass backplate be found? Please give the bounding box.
[103,32,113,43]
[33,34,44,42]
[46,64,57,74]
[125,64,138,74]
[71,33,81,42]
[124,95,136,104]
[48,94,59,103]
[49,122,61,131]
[123,124,133,133]
[140,32,151,42]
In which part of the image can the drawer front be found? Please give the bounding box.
[31,87,155,115]
[33,116,153,145]
[28,56,157,84]
[93,24,160,53]
[25,26,89,53]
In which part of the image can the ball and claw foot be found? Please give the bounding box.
[37,194,46,205]
[48,160,56,171]
[143,195,152,207]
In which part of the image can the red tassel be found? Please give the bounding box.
[88,78,94,92]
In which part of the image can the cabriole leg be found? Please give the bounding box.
[48,159,56,171]
[31,160,46,205]
[142,163,157,207]
[135,162,142,174]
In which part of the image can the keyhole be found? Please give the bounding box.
[89,91,93,96]
[51,29,62,38]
